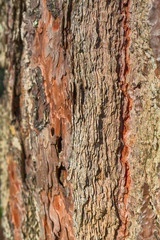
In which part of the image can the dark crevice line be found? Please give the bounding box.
[11,1,27,184]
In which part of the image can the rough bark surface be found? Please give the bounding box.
[0,0,160,240]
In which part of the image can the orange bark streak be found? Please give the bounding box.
[117,0,132,239]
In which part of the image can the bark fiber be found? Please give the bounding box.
[0,0,160,240]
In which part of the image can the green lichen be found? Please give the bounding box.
[32,7,41,28]
[33,19,38,27]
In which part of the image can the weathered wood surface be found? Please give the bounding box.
[0,0,159,239]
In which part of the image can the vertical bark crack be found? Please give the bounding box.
[116,0,132,239]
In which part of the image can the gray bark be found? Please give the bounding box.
[0,0,160,239]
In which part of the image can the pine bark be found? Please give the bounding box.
[0,0,160,240]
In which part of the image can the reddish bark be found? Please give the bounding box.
[30,0,74,238]
[116,0,132,239]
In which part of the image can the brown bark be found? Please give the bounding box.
[0,0,160,240]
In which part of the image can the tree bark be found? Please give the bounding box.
[0,0,160,239]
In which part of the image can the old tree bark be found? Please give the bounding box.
[0,0,160,239]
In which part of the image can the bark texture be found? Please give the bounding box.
[0,0,160,240]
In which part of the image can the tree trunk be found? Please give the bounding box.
[0,0,160,239]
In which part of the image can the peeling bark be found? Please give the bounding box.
[0,0,160,240]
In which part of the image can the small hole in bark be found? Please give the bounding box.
[56,136,62,153]
[56,164,67,187]
[51,127,55,136]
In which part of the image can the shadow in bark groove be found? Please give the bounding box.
[56,164,67,188]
